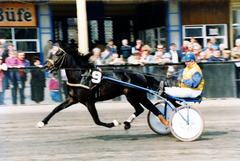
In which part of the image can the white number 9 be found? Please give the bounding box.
[91,71,102,84]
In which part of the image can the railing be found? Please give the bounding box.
[2,61,239,105]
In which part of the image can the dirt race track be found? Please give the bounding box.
[1,99,240,161]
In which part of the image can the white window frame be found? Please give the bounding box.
[0,28,39,53]
[231,8,240,48]
[182,24,228,48]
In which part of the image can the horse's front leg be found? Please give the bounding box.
[86,101,120,128]
[36,99,77,128]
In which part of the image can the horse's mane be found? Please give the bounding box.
[63,45,94,69]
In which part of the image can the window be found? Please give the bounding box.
[89,19,114,44]
[89,20,99,44]
[104,20,113,44]
[67,18,78,43]
[232,9,240,47]
[0,28,12,39]
[139,27,166,49]
[0,28,39,52]
[183,24,228,48]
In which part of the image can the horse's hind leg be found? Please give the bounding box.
[36,99,77,128]
[124,96,145,130]
[86,101,119,128]
[140,97,169,127]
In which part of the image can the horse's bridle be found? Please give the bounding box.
[50,48,67,69]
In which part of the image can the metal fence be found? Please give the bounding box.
[2,61,239,106]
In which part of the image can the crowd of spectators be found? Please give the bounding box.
[0,39,44,105]
[1,36,240,105]
[86,37,239,69]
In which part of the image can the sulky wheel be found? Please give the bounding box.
[147,101,173,135]
[169,105,204,142]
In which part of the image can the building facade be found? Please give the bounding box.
[0,0,238,63]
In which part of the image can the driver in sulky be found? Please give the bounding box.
[159,53,204,100]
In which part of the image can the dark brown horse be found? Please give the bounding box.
[37,46,163,130]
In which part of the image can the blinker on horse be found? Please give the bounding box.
[38,46,166,130]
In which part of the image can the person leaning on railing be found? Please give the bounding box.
[11,51,30,105]
[0,55,7,105]
[231,39,240,61]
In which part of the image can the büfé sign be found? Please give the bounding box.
[0,3,37,27]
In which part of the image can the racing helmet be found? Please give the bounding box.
[184,53,196,62]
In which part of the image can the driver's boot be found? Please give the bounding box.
[158,115,169,129]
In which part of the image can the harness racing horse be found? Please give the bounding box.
[37,46,165,130]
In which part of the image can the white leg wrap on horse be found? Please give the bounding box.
[36,121,45,128]
[126,114,136,123]
[113,120,119,126]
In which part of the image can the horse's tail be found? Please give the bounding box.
[144,74,161,91]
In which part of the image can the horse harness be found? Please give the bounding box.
[66,68,100,90]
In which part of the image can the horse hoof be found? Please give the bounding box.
[124,121,131,130]
[113,120,120,127]
[36,121,45,128]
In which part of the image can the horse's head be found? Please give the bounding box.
[44,48,66,73]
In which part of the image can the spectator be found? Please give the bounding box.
[208,50,227,62]
[181,40,190,56]
[204,41,214,58]
[219,43,226,57]
[43,40,52,62]
[101,47,111,64]
[30,56,45,103]
[128,53,144,65]
[0,56,7,105]
[210,37,219,50]
[11,51,30,104]
[168,43,181,63]
[140,45,154,64]
[7,43,15,53]
[61,69,68,100]
[185,44,193,55]
[231,39,240,60]
[153,51,172,64]
[202,37,219,52]
[153,51,164,64]
[5,51,22,88]
[49,72,60,102]
[89,48,104,65]
[140,45,154,73]
[47,43,59,60]
[162,52,172,63]
[132,39,143,57]
[222,50,231,61]
[108,53,125,65]
[192,44,202,62]
[155,44,166,54]
[219,44,231,60]
[0,44,8,63]
[0,44,9,96]
[0,39,6,46]
[119,39,132,63]
[199,52,208,62]
[190,37,197,45]
[106,39,117,55]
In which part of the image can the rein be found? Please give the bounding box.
[54,52,67,69]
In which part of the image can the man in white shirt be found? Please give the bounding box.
[166,43,181,74]
[169,43,181,63]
